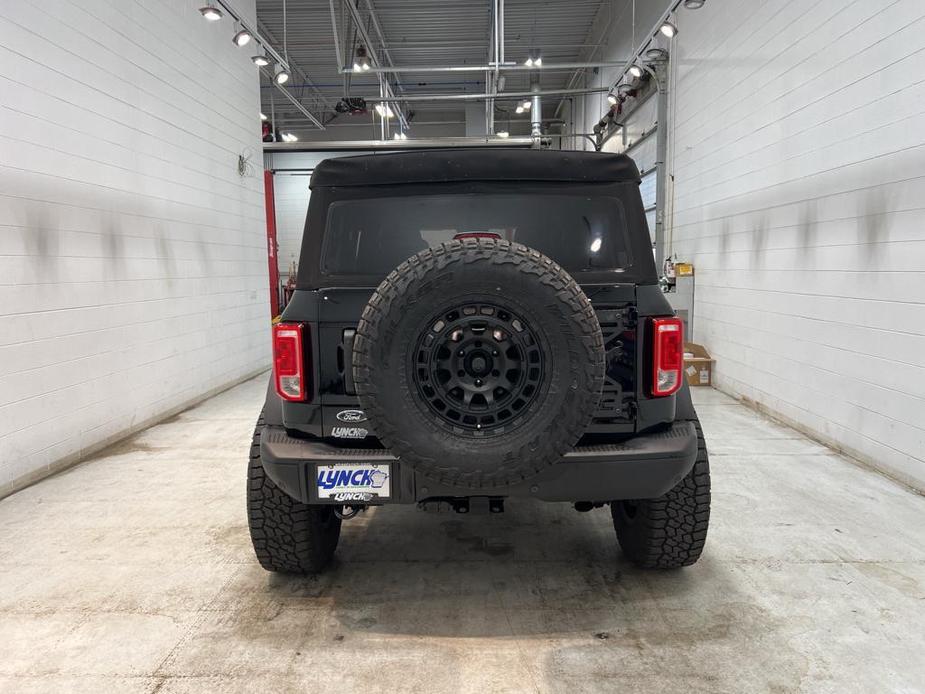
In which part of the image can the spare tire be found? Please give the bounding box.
[353,238,604,490]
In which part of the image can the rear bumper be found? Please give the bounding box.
[260,421,698,504]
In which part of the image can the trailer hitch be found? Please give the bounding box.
[334,505,367,520]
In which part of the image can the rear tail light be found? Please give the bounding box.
[273,322,310,401]
[650,317,683,397]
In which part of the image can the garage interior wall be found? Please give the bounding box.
[0,0,269,496]
[666,0,925,490]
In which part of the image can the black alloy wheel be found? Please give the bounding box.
[414,303,543,435]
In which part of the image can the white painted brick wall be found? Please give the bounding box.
[666,0,925,489]
[0,0,270,494]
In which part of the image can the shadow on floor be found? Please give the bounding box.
[249,500,738,640]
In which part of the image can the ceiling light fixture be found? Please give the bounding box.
[607,92,618,106]
[260,112,267,121]
[281,132,298,142]
[522,100,531,110]
[524,57,533,67]
[628,64,643,78]
[199,4,223,21]
[375,103,394,118]
[232,24,252,47]
[274,63,289,84]
[659,21,678,38]
[515,105,524,114]
[251,54,269,66]
[683,0,706,8]
[497,130,510,138]
[353,46,371,71]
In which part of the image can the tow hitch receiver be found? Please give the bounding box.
[418,497,505,514]
[334,505,367,520]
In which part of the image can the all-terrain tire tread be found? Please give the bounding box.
[612,419,711,569]
[246,413,341,574]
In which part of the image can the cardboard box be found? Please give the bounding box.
[683,342,714,387]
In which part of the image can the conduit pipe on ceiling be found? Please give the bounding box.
[340,61,629,74]
[365,87,610,103]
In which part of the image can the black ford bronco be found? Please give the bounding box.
[248,148,710,574]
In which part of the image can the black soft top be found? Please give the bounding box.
[309,148,640,188]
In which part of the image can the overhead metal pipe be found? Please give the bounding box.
[211,0,287,71]
[488,0,500,135]
[341,0,409,131]
[363,0,410,120]
[654,61,669,273]
[263,136,535,152]
[498,0,505,65]
[603,0,688,98]
[209,0,325,129]
[341,61,630,74]
[328,0,342,69]
[258,18,335,113]
[365,87,610,103]
[263,69,326,130]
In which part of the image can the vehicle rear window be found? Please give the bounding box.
[321,193,631,276]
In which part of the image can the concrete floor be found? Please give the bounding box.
[1,375,924,693]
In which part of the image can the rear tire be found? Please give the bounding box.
[611,419,711,569]
[247,413,341,574]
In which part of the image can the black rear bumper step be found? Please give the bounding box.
[260,421,698,504]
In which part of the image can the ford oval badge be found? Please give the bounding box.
[336,409,367,423]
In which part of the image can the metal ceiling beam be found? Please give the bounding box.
[555,0,619,121]
[328,0,343,70]
[365,86,610,103]
[257,18,337,113]
[340,0,410,132]
[364,0,412,135]
[263,70,326,129]
[342,61,630,74]
[211,0,288,70]
[486,0,501,135]
[263,136,535,152]
[207,0,325,129]
[603,0,688,96]
[363,0,402,89]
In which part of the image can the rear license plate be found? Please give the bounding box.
[316,463,391,501]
